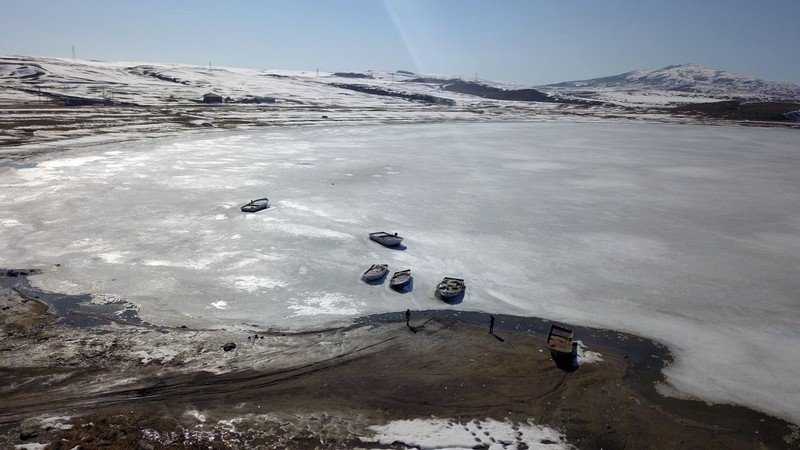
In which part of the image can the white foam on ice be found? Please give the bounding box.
[222,275,288,292]
[288,293,366,317]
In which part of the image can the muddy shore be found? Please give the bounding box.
[1,269,798,449]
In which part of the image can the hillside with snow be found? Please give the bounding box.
[545,63,800,106]
[0,54,568,109]
[2,55,619,158]
[2,56,799,160]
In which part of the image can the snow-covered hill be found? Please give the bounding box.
[544,64,800,106]
[0,55,615,158]
[3,56,797,110]
[0,54,553,109]
[2,55,798,160]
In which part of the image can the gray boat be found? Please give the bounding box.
[437,277,465,299]
[241,197,269,212]
[362,264,389,281]
[389,269,412,290]
[546,324,574,356]
[369,231,403,247]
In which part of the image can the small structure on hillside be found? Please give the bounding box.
[203,93,224,104]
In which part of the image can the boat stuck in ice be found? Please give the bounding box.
[389,269,412,290]
[437,277,465,299]
[240,197,270,212]
[362,264,389,282]
[369,231,403,247]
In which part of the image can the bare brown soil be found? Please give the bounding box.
[1,274,798,449]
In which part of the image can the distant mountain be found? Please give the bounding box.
[544,64,800,106]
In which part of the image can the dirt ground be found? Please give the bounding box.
[1,269,799,449]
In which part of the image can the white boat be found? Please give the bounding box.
[437,277,465,298]
[241,197,269,212]
[389,269,412,290]
[362,264,388,281]
[369,231,403,247]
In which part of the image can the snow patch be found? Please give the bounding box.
[132,347,178,364]
[576,341,603,364]
[186,409,207,422]
[14,444,48,450]
[366,418,572,450]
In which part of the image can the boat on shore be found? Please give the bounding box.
[369,231,403,247]
[241,197,269,212]
[437,277,465,299]
[389,269,412,290]
[362,264,389,282]
[546,324,579,370]
[546,324,574,356]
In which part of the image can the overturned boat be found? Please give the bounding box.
[241,197,269,212]
[362,264,389,282]
[437,277,465,299]
[369,231,403,247]
[389,269,412,290]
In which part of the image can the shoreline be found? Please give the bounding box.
[2,269,798,449]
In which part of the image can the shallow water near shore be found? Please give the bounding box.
[1,121,800,425]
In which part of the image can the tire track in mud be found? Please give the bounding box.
[0,335,400,425]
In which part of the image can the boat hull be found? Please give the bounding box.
[369,232,403,247]
[362,264,388,281]
[241,198,269,212]
[437,277,465,299]
[390,270,412,290]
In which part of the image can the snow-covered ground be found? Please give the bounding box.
[1,122,800,426]
[366,418,571,450]
[546,63,800,106]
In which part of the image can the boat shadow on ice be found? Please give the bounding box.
[363,274,388,286]
[390,277,414,293]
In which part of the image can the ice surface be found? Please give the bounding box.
[1,122,800,424]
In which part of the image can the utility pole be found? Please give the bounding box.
[72,45,75,60]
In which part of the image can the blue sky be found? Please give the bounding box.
[2,0,798,85]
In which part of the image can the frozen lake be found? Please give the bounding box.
[1,122,800,424]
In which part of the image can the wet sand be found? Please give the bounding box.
[1,269,798,449]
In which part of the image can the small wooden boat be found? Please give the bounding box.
[546,324,574,356]
[437,277,465,298]
[362,264,388,281]
[369,231,403,247]
[241,197,269,212]
[389,269,412,290]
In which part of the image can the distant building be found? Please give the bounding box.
[203,93,224,104]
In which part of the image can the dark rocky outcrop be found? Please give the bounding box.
[331,83,455,106]
[672,101,800,121]
[332,72,373,79]
[442,80,556,102]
